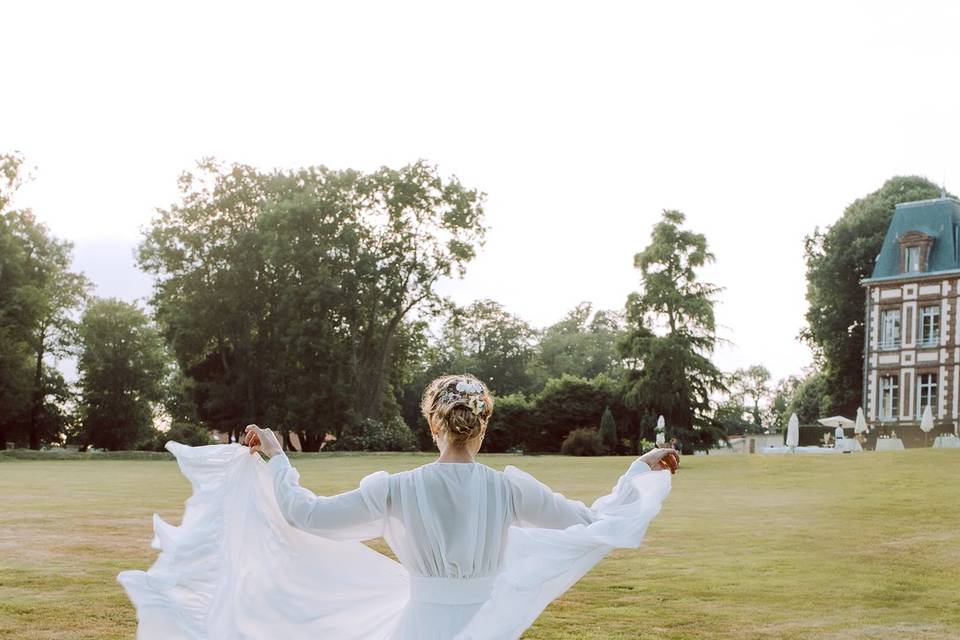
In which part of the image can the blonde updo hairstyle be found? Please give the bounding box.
[421,374,494,447]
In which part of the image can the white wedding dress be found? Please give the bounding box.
[118,442,671,639]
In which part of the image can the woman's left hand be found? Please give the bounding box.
[639,446,680,474]
[243,424,283,458]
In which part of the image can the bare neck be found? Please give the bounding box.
[435,446,476,464]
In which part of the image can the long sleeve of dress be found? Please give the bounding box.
[505,462,649,529]
[267,453,389,541]
[506,467,592,528]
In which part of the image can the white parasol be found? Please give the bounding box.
[786,413,800,449]
[817,416,855,428]
[920,404,934,446]
[855,407,868,434]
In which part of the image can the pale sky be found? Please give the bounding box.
[5,0,960,383]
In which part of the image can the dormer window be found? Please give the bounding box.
[904,246,921,272]
[897,231,934,274]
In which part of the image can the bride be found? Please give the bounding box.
[119,374,678,639]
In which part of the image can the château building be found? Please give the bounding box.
[861,197,960,439]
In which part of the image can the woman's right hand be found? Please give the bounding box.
[639,447,680,474]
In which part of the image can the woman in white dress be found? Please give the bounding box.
[119,374,678,640]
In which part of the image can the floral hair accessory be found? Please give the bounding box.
[439,379,487,415]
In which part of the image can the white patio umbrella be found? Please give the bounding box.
[920,404,934,446]
[817,416,855,428]
[786,413,799,449]
[655,415,666,446]
[855,407,868,434]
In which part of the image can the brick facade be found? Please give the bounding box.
[863,276,958,434]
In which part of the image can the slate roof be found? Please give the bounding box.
[864,197,960,283]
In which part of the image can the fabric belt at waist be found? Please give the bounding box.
[408,575,496,605]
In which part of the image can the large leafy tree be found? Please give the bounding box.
[803,176,948,417]
[783,370,829,425]
[0,152,89,448]
[620,210,726,452]
[434,300,538,396]
[77,298,168,450]
[21,222,88,448]
[0,153,33,447]
[527,302,625,388]
[398,300,536,450]
[139,160,485,447]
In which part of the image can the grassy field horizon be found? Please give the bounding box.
[1,449,958,639]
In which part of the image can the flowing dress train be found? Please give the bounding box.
[118,442,672,639]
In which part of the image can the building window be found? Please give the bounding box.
[880,308,901,349]
[916,373,938,417]
[919,305,940,347]
[879,375,899,420]
[904,246,921,272]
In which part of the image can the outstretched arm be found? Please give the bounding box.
[507,468,598,528]
[245,425,388,541]
[507,447,679,530]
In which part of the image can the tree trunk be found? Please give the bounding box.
[29,327,46,449]
[359,311,406,421]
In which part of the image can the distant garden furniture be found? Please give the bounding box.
[837,438,863,452]
[932,434,960,449]
[875,437,905,451]
[760,445,842,455]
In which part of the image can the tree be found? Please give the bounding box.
[599,405,618,453]
[803,176,948,417]
[0,152,89,448]
[527,302,625,389]
[714,398,754,437]
[728,365,772,432]
[77,298,168,450]
[435,300,537,396]
[620,210,727,452]
[783,369,829,425]
[139,159,486,447]
[768,374,803,431]
[21,222,88,448]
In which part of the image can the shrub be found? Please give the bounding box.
[599,406,618,452]
[560,427,605,456]
[484,393,537,453]
[532,374,620,452]
[137,423,213,451]
[334,417,418,452]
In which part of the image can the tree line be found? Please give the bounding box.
[3,151,928,453]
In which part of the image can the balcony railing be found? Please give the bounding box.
[917,335,940,348]
[878,339,901,351]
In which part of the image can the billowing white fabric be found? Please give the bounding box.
[118,442,671,639]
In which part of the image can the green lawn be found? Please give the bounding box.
[1,449,958,639]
